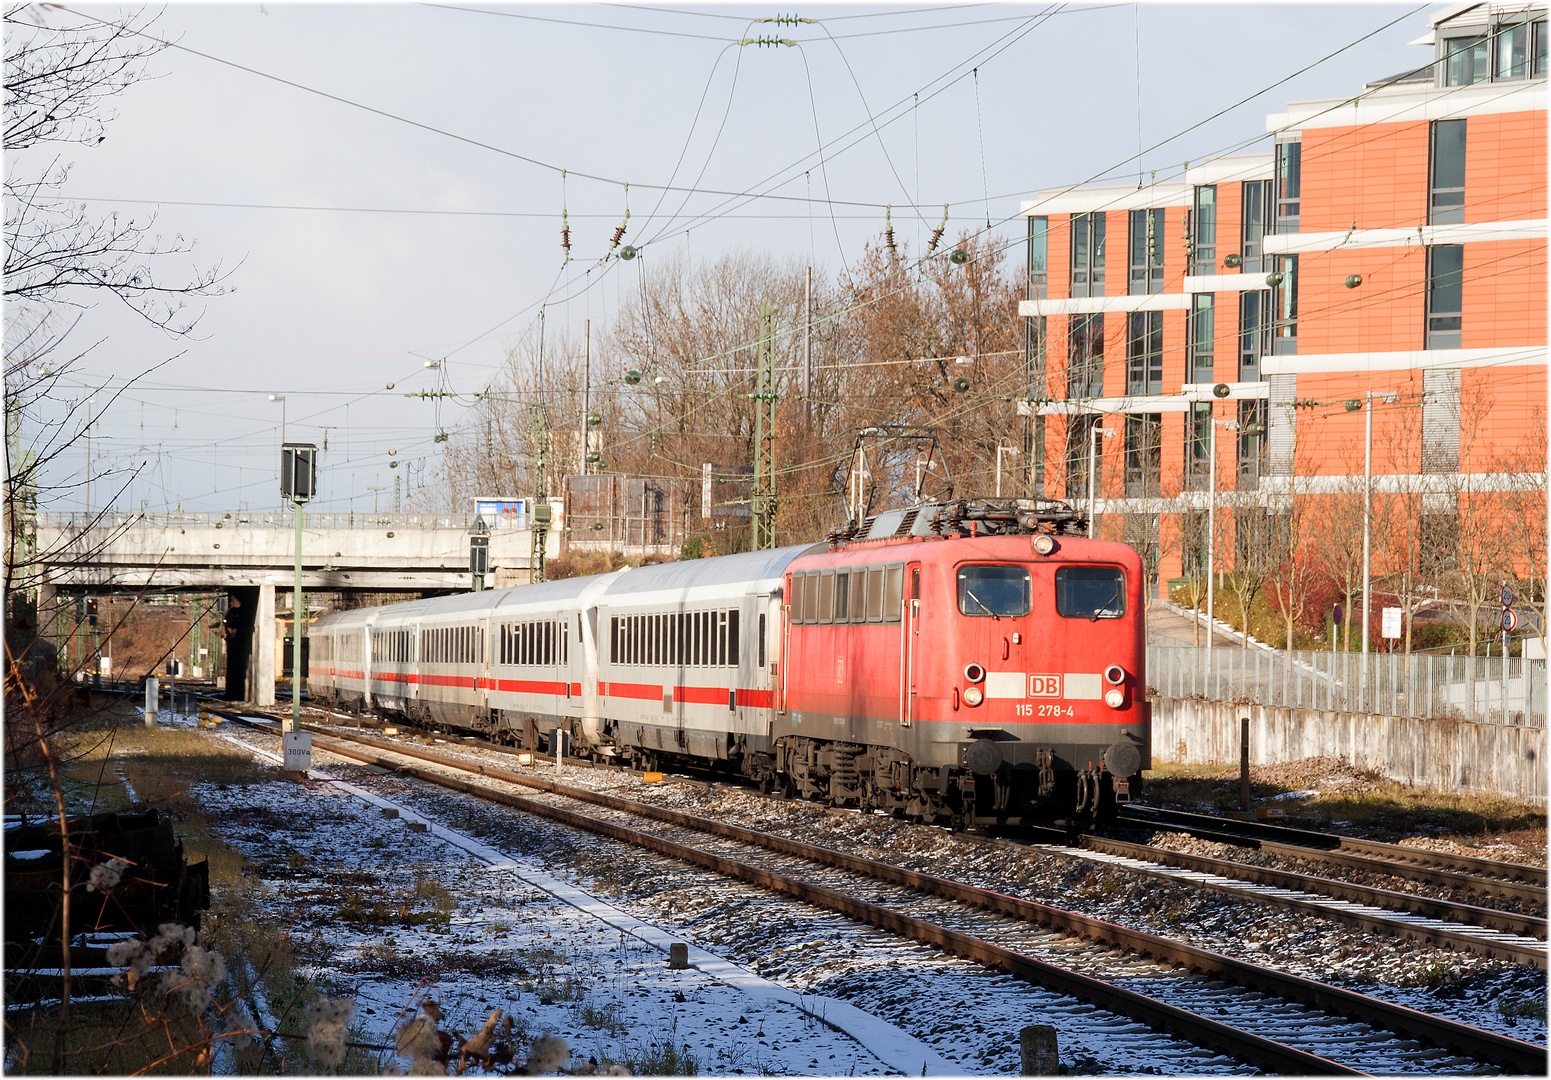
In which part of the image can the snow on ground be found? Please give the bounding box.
[191,727,953,1076]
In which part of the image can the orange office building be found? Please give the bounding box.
[1019,3,1547,628]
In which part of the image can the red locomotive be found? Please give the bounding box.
[772,500,1148,823]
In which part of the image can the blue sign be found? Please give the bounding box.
[474,498,527,529]
[1332,604,1343,625]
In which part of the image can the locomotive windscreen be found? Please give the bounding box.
[957,565,1032,617]
[1055,565,1126,619]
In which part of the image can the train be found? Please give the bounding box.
[308,499,1150,822]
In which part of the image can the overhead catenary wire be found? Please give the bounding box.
[51,6,1513,515]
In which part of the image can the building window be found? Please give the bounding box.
[1125,311,1162,394]
[1274,141,1301,233]
[1186,403,1211,490]
[1429,119,1466,225]
[1240,180,1272,271]
[1187,294,1214,383]
[1426,245,1463,349]
[1191,186,1216,275]
[1123,414,1161,497]
[1066,314,1104,398]
[1238,290,1271,381]
[1443,33,1491,85]
[1027,216,1048,300]
[1438,18,1548,82]
[1128,209,1164,294]
[1070,212,1105,298]
[1497,21,1533,77]
[1272,255,1298,355]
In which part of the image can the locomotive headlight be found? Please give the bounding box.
[1104,688,1125,708]
[1031,534,1058,556]
[963,686,984,707]
[1103,664,1126,686]
[963,663,986,683]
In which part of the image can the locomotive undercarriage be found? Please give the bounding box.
[760,735,1127,824]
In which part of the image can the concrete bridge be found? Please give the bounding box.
[32,510,556,705]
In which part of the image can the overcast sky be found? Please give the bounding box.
[18,0,1433,515]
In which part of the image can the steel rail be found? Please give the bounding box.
[1122,806,1548,892]
[254,717,1545,1075]
[1021,827,1548,950]
[289,732,1356,1075]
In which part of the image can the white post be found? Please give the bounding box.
[1358,392,1371,713]
[1206,418,1217,647]
[1086,422,1099,532]
[555,729,565,776]
[144,676,158,729]
[1361,390,1373,659]
[291,500,303,735]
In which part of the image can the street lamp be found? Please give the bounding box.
[1086,422,1116,534]
[269,394,286,443]
[1359,388,1398,659]
[1204,415,1241,647]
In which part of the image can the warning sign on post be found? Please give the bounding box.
[1381,607,1402,639]
[284,732,312,774]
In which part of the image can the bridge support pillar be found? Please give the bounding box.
[36,581,61,666]
[248,583,276,706]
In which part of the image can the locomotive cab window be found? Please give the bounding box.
[957,565,1031,618]
[1056,565,1127,620]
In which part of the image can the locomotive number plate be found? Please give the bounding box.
[1028,674,1061,697]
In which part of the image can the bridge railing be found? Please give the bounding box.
[37,511,485,531]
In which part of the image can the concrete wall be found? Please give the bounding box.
[1152,697,1545,804]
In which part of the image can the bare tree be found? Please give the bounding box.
[6,5,229,334]
[6,4,229,639]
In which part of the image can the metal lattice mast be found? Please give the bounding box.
[752,306,778,549]
[531,404,551,582]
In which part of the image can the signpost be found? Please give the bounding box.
[282,442,318,775]
[1501,583,1516,720]
[1381,607,1402,641]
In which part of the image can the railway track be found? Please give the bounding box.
[221,704,1546,961]
[210,708,1546,1075]
[1017,827,1547,955]
[1120,805,1548,902]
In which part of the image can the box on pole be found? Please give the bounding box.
[281,443,319,502]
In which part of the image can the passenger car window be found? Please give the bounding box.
[957,565,1031,617]
[1055,565,1127,619]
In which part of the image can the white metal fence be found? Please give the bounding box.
[1147,644,1547,728]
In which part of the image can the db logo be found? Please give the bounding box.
[1029,674,1061,697]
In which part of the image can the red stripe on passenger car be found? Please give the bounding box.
[603,682,665,700]
[372,671,417,684]
[673,685,728,705]
[736,689,774,708]
[491,679,568,695]
[420,674,477,689]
